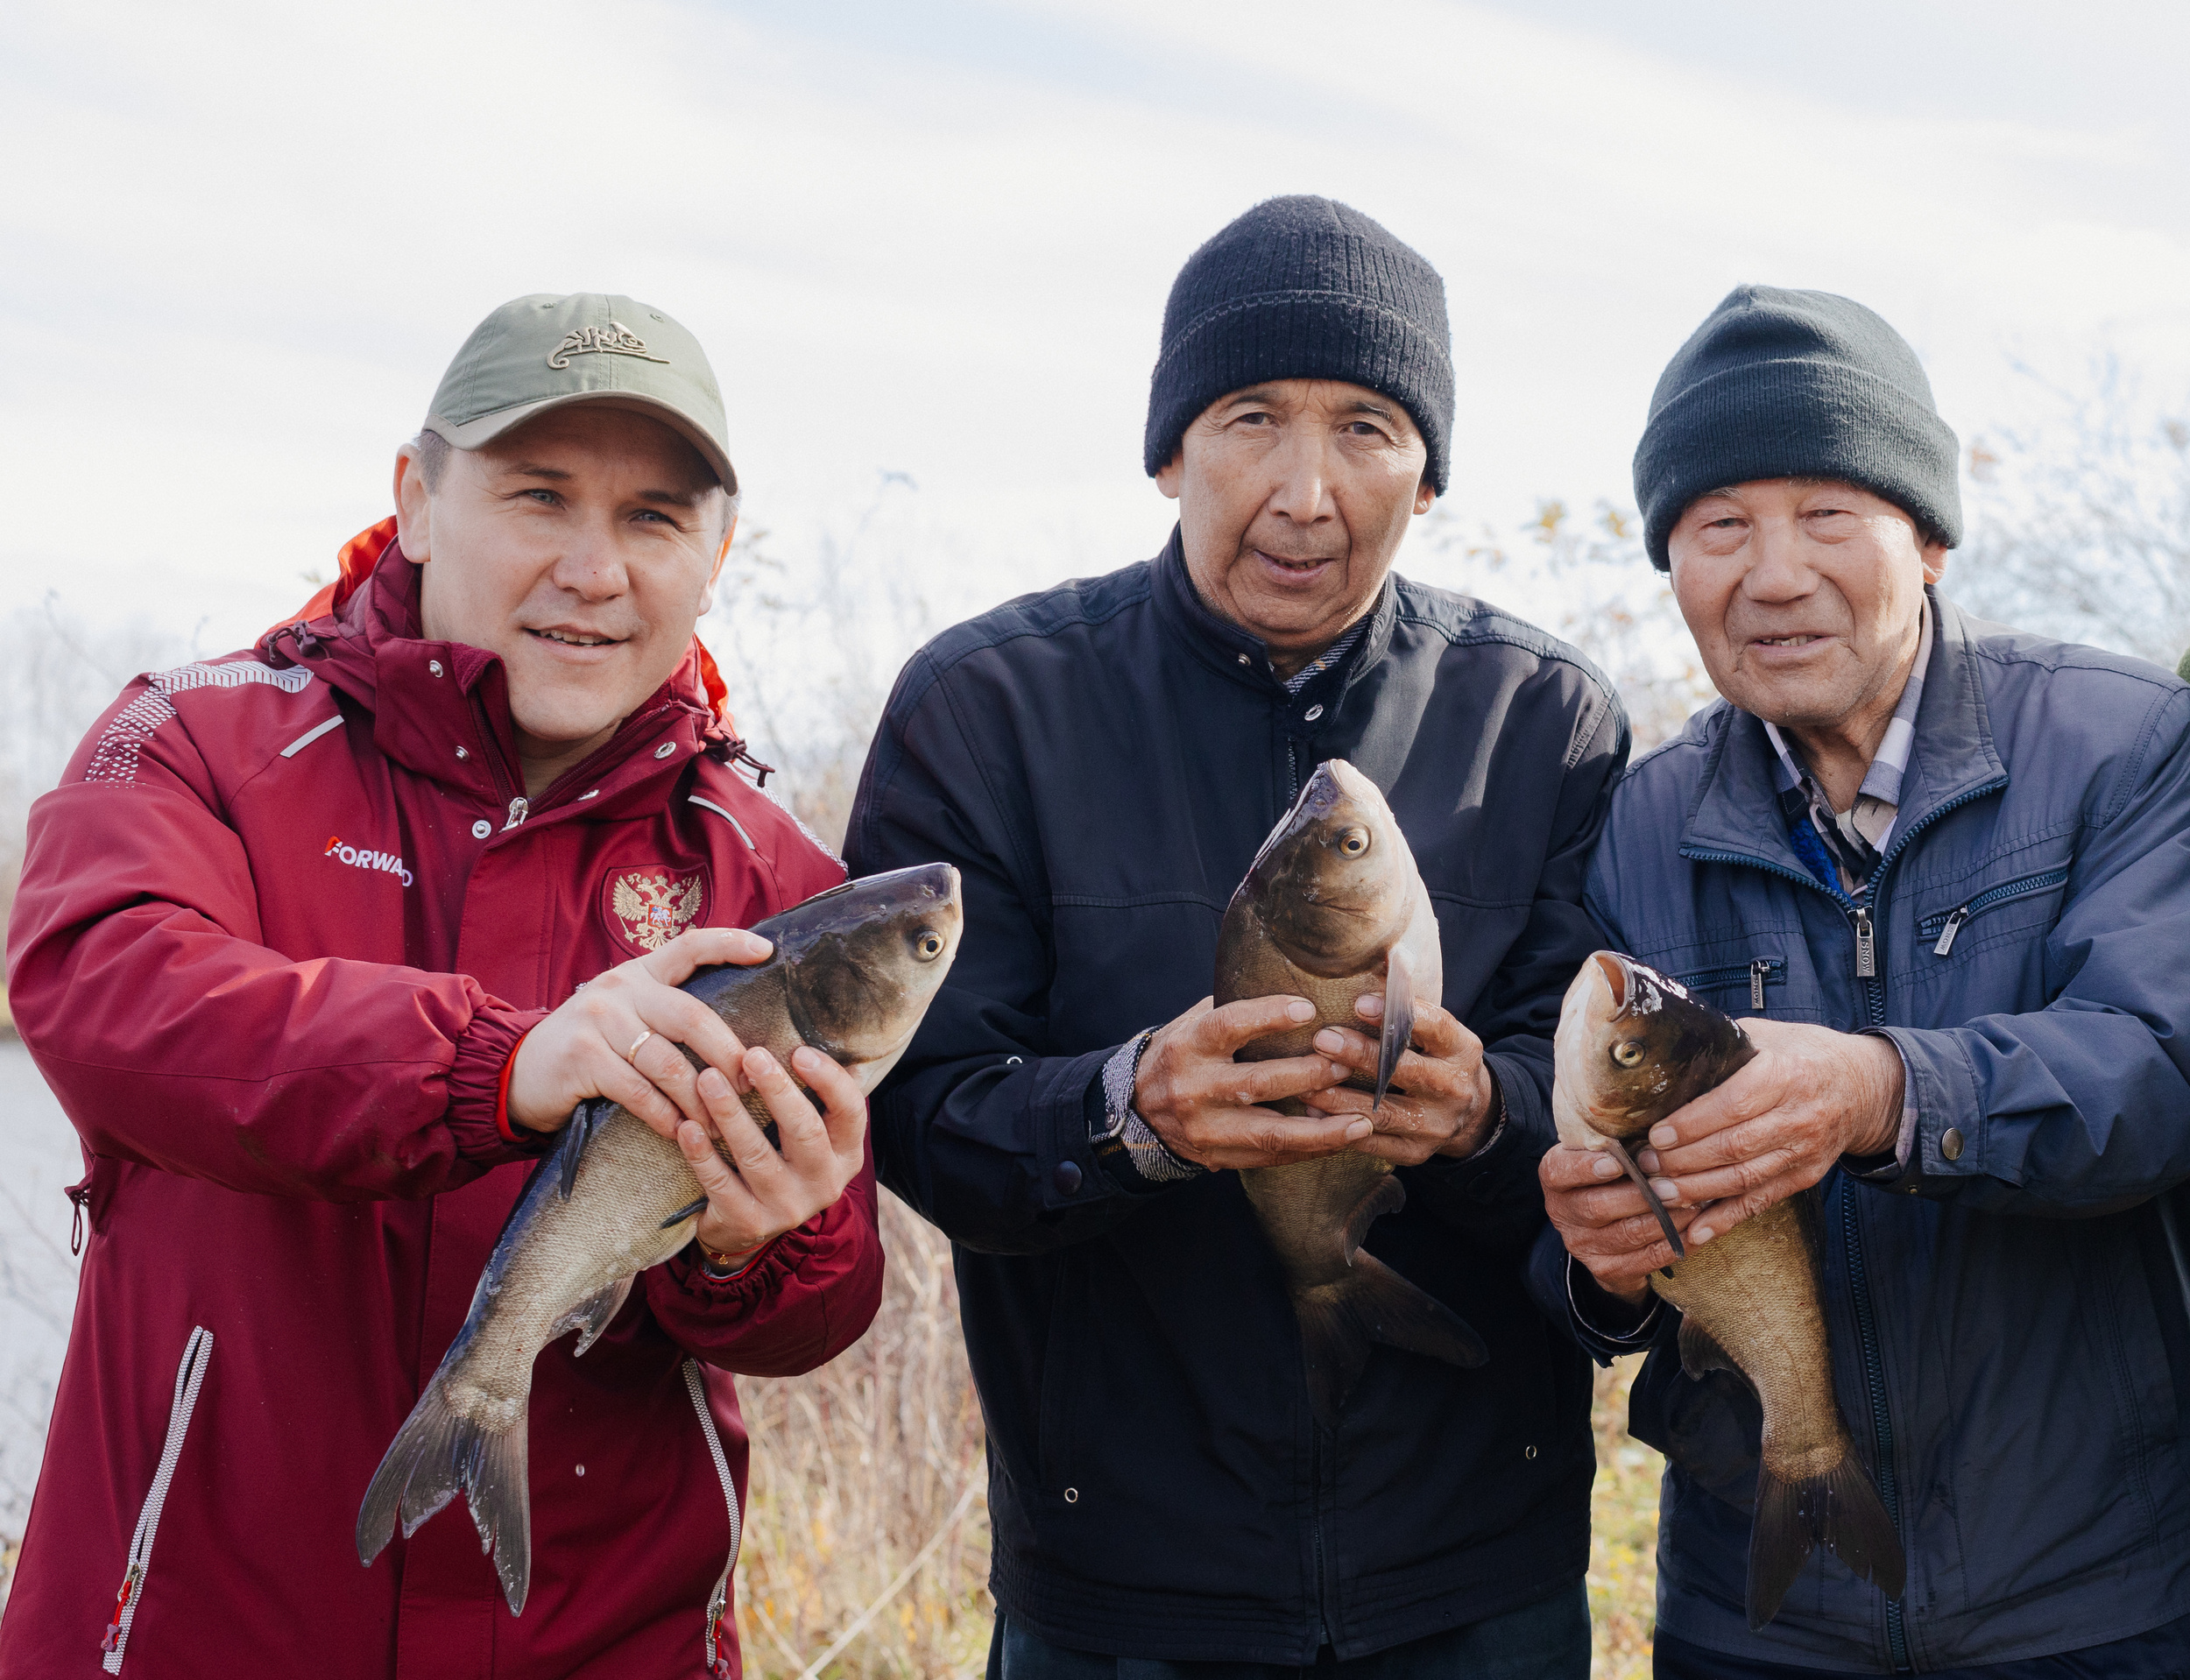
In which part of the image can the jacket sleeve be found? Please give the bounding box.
[644,1142,886,1375]
[1877,683,2190,1216]
[1401,688,1630,1246]
[845,652,1159,1256]
[4,688,546,1204]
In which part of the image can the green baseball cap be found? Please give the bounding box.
[423,293,736,493]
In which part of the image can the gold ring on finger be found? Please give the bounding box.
[627,1029,654,1063]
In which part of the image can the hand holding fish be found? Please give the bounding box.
[505,925,776,1140]
[1135,994,1368,1169]
[1297,994,1499,1164]
[1539,1145,1703,1303]
[677,1044,870,1267]
[1628,1017,1904,1239]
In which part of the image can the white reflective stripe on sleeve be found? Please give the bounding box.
[102,1326,213,1673]
[689,795,757,851]
[278,714,345,759]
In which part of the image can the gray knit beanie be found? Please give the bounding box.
[1144,196,1454,493]
[1633,285,1961,569]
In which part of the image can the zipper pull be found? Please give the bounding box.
[1933,906,1970,956]
[1853,907,1876,978]
[503,796,530,830]
[1749,959,1769,1011]
[67,1184,88,1256]
[100,1561,142,1653]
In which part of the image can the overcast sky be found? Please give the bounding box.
[4,0,2186,657]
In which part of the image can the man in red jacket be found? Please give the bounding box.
[0,293,882,1678]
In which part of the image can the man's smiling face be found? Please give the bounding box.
[395,405,731,785]
[1668,476,1946,733]
[1157,378,1434,673]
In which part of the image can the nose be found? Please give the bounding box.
[1264,429,1338,528]
[549,517,632,602]
[1741,513,1819,604]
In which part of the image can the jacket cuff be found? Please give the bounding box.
[1038,1047,1124,1211]
[449,1002,554,1162]
[1861,1027,1976,1199]
[661,1228,798,1305]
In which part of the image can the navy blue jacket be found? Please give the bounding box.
[847,534,1627,1661]
[1538,589,2190,1669]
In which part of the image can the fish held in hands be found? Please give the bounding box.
[356,864,963,1613]
[1216,759,1487,1429]
[1553,950,1905,1630]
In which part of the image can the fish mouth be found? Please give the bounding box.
[1594,951,1629,1013]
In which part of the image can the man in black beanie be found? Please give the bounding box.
[1539,285,2190,1675]
[849,195,1627,1677]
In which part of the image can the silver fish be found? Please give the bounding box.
[357,864,963,1613]
[1215,760,1487,1427]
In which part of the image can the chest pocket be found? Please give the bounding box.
[1677,956,1788,1014]
[1914,864,2069,959]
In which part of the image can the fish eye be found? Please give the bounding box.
[1336,827,1371,858]
[913,929,945,961]
[1611,1040,1647,1069]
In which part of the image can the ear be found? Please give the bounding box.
[1920,537,1949,587]
[393,446,432,563]
[1154,450,1183,501]
[1414,481,1437,519]
[703,512,737,611]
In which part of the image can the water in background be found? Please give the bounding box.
[0,1041,83,1533]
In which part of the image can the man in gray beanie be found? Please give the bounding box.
[1537,286,2190,1675]
[849,196,1627,1676]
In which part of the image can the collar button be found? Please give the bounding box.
[1236,654,1251,667]
[654,742,677,759]
[427,660,443,678]
[1303,703,1325,723]
[471,820,492,840]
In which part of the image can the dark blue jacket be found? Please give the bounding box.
[847,534,1627,1662]
[1540,589,2190,1669]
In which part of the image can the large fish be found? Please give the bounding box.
[1552,950,1905,1630]
[357,864,963,1613]
[1215,760,1487,1428]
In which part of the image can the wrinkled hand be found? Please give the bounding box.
[1299,994,1499,1165]
[1540,1145,1702,1304]
[504,925,868,1268]
[1135,996,1361,1170]
[1627,1017,1903,1244]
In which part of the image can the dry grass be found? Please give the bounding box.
[731,1198,1664,1679]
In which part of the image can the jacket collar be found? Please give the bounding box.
[1681,585,2007,877]
[1149,524,1398,700]
[261,526,724,828]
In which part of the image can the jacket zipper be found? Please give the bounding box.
[1918,865,2068,956]
[683,1360,744,1680]
[101,1327,213,1672]
[1678,957,1786,1011]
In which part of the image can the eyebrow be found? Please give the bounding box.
[499,463,709,507]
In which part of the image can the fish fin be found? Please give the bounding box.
[1339,1173,1408,1260]
[659,1196,710,1231]
[1292,1250,1490,1428]
[1601,1137,1685,1260]
[1747,1452,1906,1632]
[556,1098,612,1201]
[1376,946,1415,1112]
[356,1375,534,1615]
[563,1275,634,1358]
[1677,1312,1742,1382]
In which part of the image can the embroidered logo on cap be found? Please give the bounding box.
[606,866,708,953]
[548,321,669,371]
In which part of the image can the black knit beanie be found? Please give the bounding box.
[1144,196,1454,494]
[1633,285,1961,570]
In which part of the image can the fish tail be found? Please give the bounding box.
[357,1375,533,1614]
[1293,1251,1490,1428]
[1747,1453,1906,1631]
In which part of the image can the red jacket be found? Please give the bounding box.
[0,525,880,1678]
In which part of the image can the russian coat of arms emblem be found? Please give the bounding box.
[605,867,708,953]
